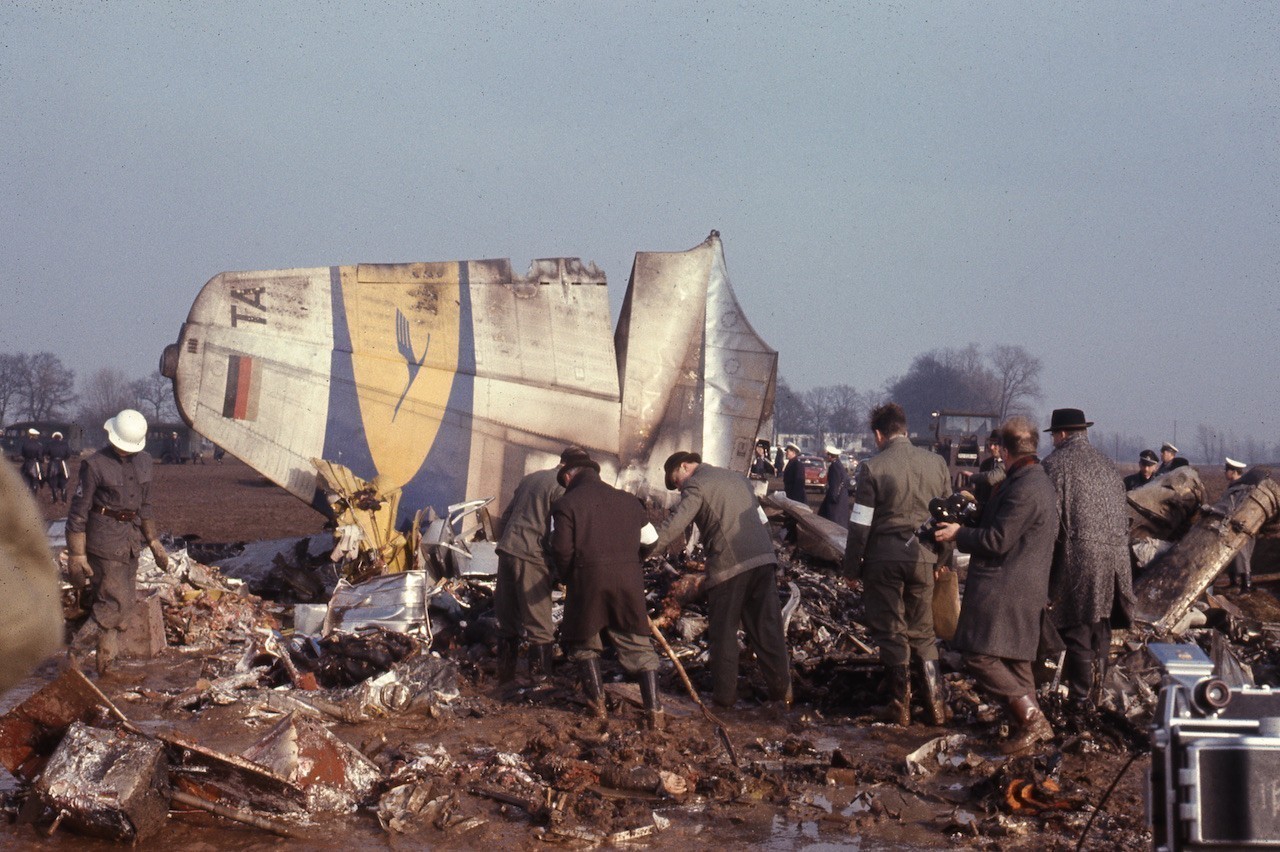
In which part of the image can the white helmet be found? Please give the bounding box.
[105,409,148,454]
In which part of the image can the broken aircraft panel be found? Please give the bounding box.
[161,232,776,523]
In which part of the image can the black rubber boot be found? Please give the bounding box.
[496,638,519,685]
[531,643,556,682]
[579,658,607,719]
[638,670,665,731]
[1064,652,1094,706]
[918,659,952,726]
[872,665,911,726]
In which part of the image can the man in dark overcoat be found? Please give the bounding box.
[550,450,664,729]
[18,428,44,495]
[646,451,791,710]
[936,416,1058,754]
[494,448,573,683]
[842,402,951,726]
[781,443,806,503]
[66,409,169,675]
[1041,408,1134,705]
[817,445,850,528]
[44,430,72,503]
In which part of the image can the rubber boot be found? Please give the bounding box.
[496,638,519,685]
[918,659,952,726]
[1063,652,1094,706]
[638,670,665,731]
[872,665,911,726]
[531,643,556,682]
[579,658,607,719]
[1001,694,1054,755]
[1241,575,1253,594]
[96,628,119,677]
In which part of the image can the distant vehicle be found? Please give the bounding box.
[923,410,998,479]
[801,455,827,488]
[1,421,84,457]
[146,423,205,464]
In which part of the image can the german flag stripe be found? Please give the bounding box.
[222,355,258,420]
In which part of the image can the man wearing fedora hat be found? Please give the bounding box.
[550,449,665,729]
[1123,449,1160,492]
[66,409,169,675]
[1041,408,1134,706]
[645,451,791,710]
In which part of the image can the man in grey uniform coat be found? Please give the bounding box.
[842,402,951,726]
[936,416,1057,754]
[646,451,791,709]
[494,447,574,683]
[66,409,169,675]
[1041,408,1134,706]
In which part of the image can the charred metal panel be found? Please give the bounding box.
[164,232,775,522]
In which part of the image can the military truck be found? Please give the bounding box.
[926,410,998,476]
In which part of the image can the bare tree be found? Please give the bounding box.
[801,387,836,446]
[1195,423,1217,465]
[989,344,1043,420]
[131,370,177,423]
[823,384,864,435]
[0,354,24,424]
[773,378,810,434]
[78,368,138,435]
[20,352,76,420]
[886,346,1000,430]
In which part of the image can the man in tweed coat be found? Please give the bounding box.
[1040,408,1134,705]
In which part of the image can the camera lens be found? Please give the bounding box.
[1194,678,1232,712]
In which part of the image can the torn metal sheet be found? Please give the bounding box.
[161,731,309,814]
[161,232,775,522]
[240,713,381,813]
[33,722,168,843]
[762,492,848,563]
[324,571,433,636]
[0,667,127,781]
[905,734,977,777]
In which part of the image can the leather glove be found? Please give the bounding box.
[66,531,93,590]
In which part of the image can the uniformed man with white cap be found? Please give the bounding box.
[1224,457,1253,592]
[66,409,169,674]
[1155,442,1180,476]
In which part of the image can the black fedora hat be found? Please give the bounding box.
[1044,408,1093,432]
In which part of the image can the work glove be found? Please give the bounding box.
[141,520,169,571]
[65,531,93,590]
[149,540,169,571]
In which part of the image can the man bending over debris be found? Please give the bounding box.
[66,409,169,675]
[645,451,791,710]
[842,402,951,726]
[935,416,1057,754]
[550,449,665,730]
[494,447,576,683]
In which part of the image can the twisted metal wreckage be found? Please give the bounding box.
[7,233,1280,845]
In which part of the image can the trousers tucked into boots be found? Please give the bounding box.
[578,658,607,719]
[1002,693,1054,755]
[638,670,664,730]
[873,664,911,726]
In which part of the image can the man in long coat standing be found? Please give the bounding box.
[1040,408,1134,706]
[936,416,1057,754]
[817,445,850,528]
[550,450,664,729]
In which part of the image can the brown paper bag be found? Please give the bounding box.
[932,569,960,641]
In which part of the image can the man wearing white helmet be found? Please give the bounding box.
[66,409,169,675]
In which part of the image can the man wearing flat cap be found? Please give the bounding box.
[1042,408,1134,706]
[645,451,791,710]
[1123,449,1160,492]
[1223,457,1254,592]
[493,447,579,684]
[550,449,665,729]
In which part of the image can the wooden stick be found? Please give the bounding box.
[648,620,739,767]
[171,790,304,839]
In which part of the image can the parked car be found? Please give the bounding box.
[801,455,827,488]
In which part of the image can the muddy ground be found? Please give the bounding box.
[6,458,1272,850]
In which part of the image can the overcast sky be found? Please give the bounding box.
[2,2,1276,453]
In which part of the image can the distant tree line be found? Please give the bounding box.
[0,351,176,434]
[775,343,1043,444]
